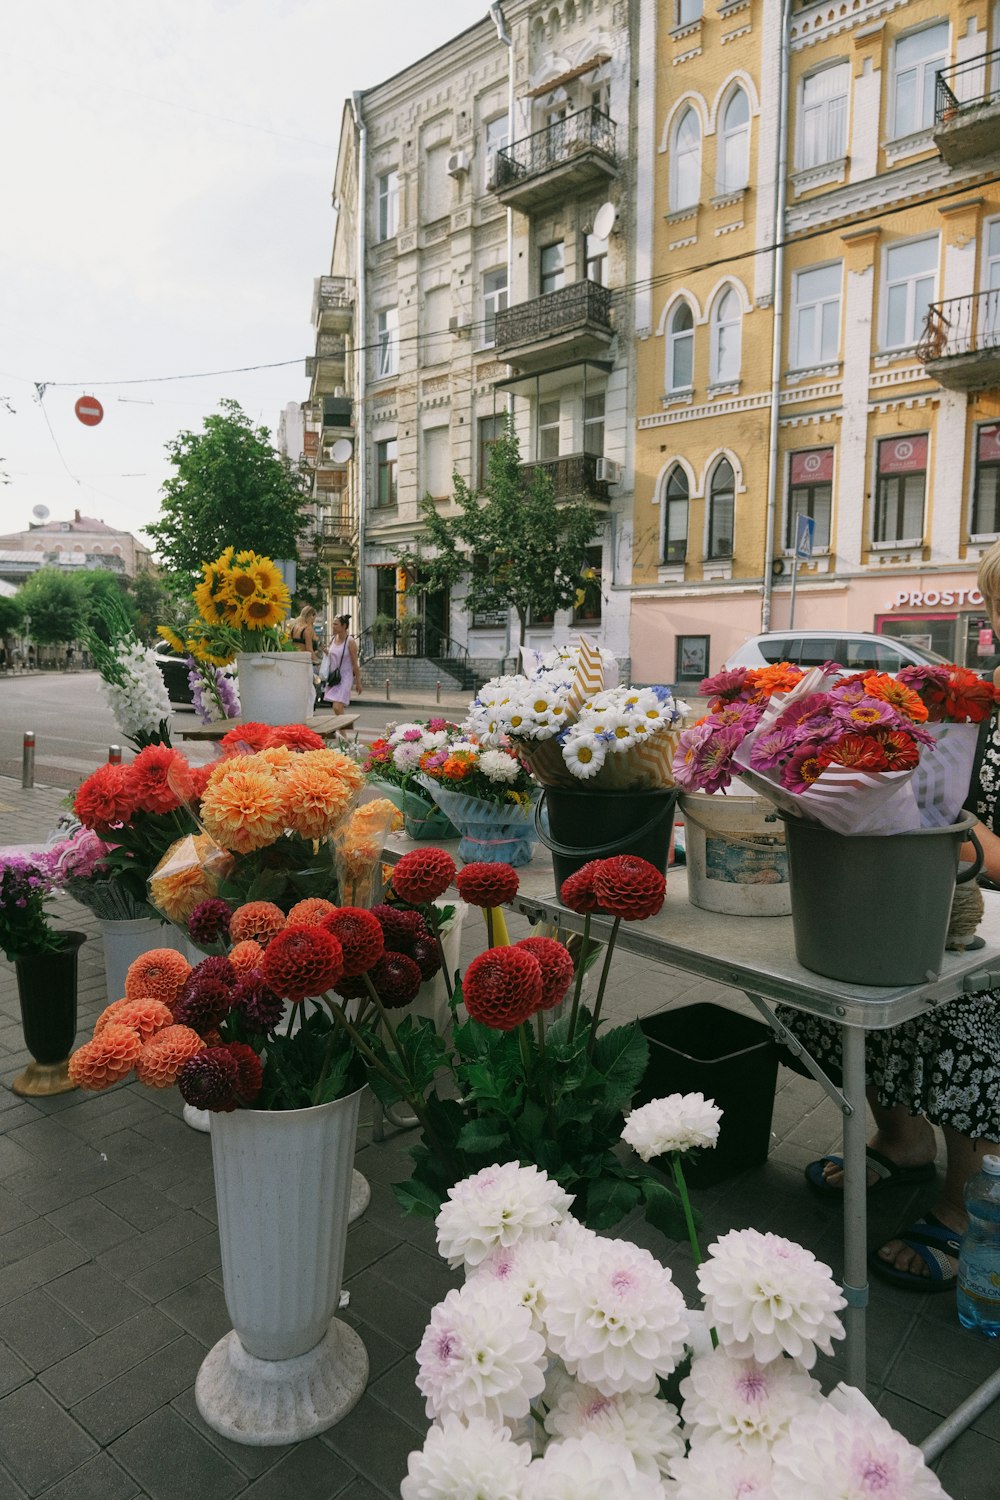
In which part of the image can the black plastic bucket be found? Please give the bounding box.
[781,812,982,985]
[636,1004,779,1186]
[534,785,677,891]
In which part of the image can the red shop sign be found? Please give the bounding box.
[878,434,928,474]
[790,448,834,485]
[978,424,1000,463]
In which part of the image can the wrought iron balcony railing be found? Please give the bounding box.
[493,280,612,354]
[315,333,346,360]
[493,107,616,190]
[917,291,1000,363]
[519,452,609,504]
[315,276,354,313]
[935,47,1000,120]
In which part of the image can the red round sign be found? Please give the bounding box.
[74,395,104,426]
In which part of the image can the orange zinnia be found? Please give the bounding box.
[746,663,804,701]
[862,673,929,722]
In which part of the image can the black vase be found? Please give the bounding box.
[12,931,87,1096]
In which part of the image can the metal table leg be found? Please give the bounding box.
[841,1021,868,1391]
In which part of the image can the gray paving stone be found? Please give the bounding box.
[93,1175,185,1231]
[110,1408,245,1500]
[321,1394,423,1496]
[0,1384,98,1495]
[335,1482,384,1500]
[126,1230,220,1301]
[374,1243,460,1306]
[238,1438,353,1500]
[159,1276,230,1349]
[38,1307,182,1407]
[0,1461,27,1500]
[169,1389,289,1480]
[2,1159,130,1215]
[71,1333,204,1445]
[5,1119,105,1172]
[0,1238,90,1310]
[44,1264,148,1335]
[339,1312,409,1383]
[0,1138,38,1181]
[933,1420,1000,1500]
[0,1218,63,1270]
[44,1199,136,1257]
[97,1208,214,1277]
[162,1165,218,1210]
[0,1291,91,1373]
[370,1353,427,1433]
[344,1268,436,1351]
[0,1342,32,1400]
[342,1220,398,1279]
[36,1452,140,1500]
[0,1189,36,1238]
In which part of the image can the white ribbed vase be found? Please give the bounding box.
[99,916,189,1004]
[195,1088,369,1443]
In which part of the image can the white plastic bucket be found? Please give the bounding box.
[99,916,189,1002]
[235,652,314,726]
[679,784,790,916]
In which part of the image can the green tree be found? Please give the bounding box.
[394,423,599,648]
[17,568,85,646]
[147,398,323,604]
[0,593,23,664]
[125,569,171,644]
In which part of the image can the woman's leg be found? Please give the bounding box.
[329,699,348,714]
[821,1088,937,1189]
[875,1125,1000,1277]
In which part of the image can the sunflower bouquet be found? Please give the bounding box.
[159,548,293,669]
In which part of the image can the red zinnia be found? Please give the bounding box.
[463,947,542,1031]
[590,856,666,922]
[367,951,423,1009]
[559,860,605,915]
[74,763,135,833]
[129,744,193,815]
[820,734,888,772]
[391,848,457,905]
[872,728,921,771]
[321,906,385,977]
[943,668,997,724]
[455,862,519,909]
[226,1041,264,1103]
[261,925,344,1002]
[515,937,574,1011]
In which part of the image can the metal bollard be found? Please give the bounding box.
[108,745,122,765]
[21,731,35,789]
[385,678,390,701]
[436,680,441,704]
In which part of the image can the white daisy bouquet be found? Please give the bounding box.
[402,1156,947,1500]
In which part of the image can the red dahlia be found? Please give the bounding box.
[371,904,429,952]
[368,951,423,1009]
[591,856,666,922]
[320,906,385,977]
[515,937,574,1011]
[129,744,193,815]
[173,975,231,1035]
[178,1047,239,1112]
[226,1042,263,1103]
[455,862,519,908]
[73,763,135,834]
[410,935,442,982]
[232,976,285,1033]
[187,898,233,944]
[463,947,542,1031]
[559,860,604,914]
[391,848,456,905]
[220,722,274,752]
[261,926,344,1002]
[264,724,326,751]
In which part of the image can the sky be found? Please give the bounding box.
[0,0,487,550]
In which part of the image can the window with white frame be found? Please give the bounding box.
[718,89,750,193]
[374,438,398,508]
[676,0,702,24]
[583,394,605,457]
[482,267,508,345]
[983,218,1000,348]
[785,448,834,549]
[875,435,927,543]
[663,466,689,564]
[891,22,949,138]
[377,170,400,241]
[538,399,560,460]
[972,423,1000,535]
[483,114,509,191]
[792,262,842,367]
[584,230,609,286]
[540,242,565,296]
[799,63,849,169]
[375,306,399,378]
[667,301,695,390]
[708,459,735,558]
[710,287,742,383]
[423,287,450,364]
[882,236,938,350]
[670,107,701,212]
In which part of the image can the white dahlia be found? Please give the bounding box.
[679,1347,822,1454]
[543,1383,683,1480]
[770,1398,948,1499]
[470,1237,555,1332]
[436,1162,574,1271]
[416,1279,547,1424]
[522,1433,667,1500]
[622,1092,723,1160]
[669,1432,775,1499]
[401,1413,532,1500]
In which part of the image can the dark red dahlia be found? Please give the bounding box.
[455,862,519,909]
[391,847,456,905]
[173,974,232,1034]
[178,1047,239,1112]
[367,951,423,1009]
[559,861,605,915]
[225,1042,263,1104]
[187,898,233,944]
[591,856,666,922]
[231,976,285,1033]
[334,973,369,1002]
[515,937,574,1011]
[321,907,385,978]
[371,904,429,952]
[260,926,344,1002]
[190,955,236,985]
[410,935,442,982]
[463,947,542,1031]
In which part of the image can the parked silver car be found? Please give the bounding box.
[724,630,951,674]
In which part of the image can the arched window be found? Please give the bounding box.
[711,287,742,383]
[708,459,735,558]
[670,107,701,211]
[667,302,694,391]
[718,88,750,192]
[663,467,689,564]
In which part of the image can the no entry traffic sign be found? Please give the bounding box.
[74,395,104,426]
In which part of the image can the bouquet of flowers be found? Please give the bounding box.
[364,718,463,838]
[42,825,154,922]
[0,852,61,961]
[400,1159,946,1500]
[81,591,173,749]
[159,548,293,668]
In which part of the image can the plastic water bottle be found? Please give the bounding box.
[957,1154,1000,1338]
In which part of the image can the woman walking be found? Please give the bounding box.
[320,614,362,713]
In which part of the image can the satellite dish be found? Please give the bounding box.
[330,438,353,466]
[593,201,618,240]
[32,505,50,521]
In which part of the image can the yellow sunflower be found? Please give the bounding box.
[157,626,187,655]
[242,589,290,629]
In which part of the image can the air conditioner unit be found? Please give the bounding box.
[595,458,621,483]
[448,312,472,334]
[446,149,470,177]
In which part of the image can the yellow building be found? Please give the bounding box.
[631,0,1000,687]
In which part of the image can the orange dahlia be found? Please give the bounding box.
[282,751,364,841]
[124,948,192,1006]
[93,997,174,1042]
[73,763,135,833]
[128,744,195,814]
[229,938,265,975]
[135,1024,204,1088]
[266,724,325,751]
[286,897,339,927]
[149,860,218,924]
[200,767,288,854]
[230,901,286,947]
[220,722,274,752]
[68,1023,142,1090]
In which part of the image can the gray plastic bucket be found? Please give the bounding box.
[781,812,982,985]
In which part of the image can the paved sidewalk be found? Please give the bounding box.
[0,776,996,1498]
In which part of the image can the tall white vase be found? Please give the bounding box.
[99,916,189,1003]
[195,1088,369,1444]
[235,652,314,727]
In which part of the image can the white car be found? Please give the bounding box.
[724,630,951,675]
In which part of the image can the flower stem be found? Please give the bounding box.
[486,906,494,949]
[535,1008,545,1056]
[517,1021,533,1078]
[671,1154,718,1348]
[587,915,621,1051]
[431,911,453,999]
[567,912,591,1043]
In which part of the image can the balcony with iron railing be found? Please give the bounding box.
[305,332,348,391]
[933,48,1000,164]
[493,280,613,369]
[917,290,1000,390]
[491,107,617,212]
[312,275,355,332]
[519,452,609,505]
[314,507,355,559]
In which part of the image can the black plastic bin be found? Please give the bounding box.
[636,1004,779,1187]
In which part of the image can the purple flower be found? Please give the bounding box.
[781,742,828,792]
[403,728,423,742]
[699,667,749,702]
[710,701,765,732]
[215,666,240,718]
[896,664,948,693]
[831,696,896,729]
[829,679,868,706]
[676,723,745,794]
[748,724,796,770]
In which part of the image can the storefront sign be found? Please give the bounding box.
[887,587,983,608]
[978,424,1000,463]
[790,448,834,484]
[330,566,357,593]
[878,435,928,474]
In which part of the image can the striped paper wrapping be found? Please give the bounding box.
[518,736,579,788]
[909,720,979,828]
[565,634,606,719]
[589,728,682,789]
[731,744,921,835]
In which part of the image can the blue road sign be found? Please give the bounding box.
[794,513,815,560]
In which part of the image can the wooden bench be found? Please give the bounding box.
[175,712,359,743]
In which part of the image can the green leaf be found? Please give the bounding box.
[580,1174,641,1231]
[456,1119,510,1157]
[392,1177,445,1218]
[591,1022,649,1098]
[639,1176,693,1242]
